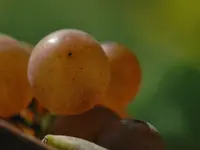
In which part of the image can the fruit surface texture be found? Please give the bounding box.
[49,105,120,142]
[28,29,110,115]
[0,35,32,117]
[101,42,141,116]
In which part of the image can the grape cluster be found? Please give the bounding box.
[0,29,165,150]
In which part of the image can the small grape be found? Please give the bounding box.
[48,105,121,142]
[97,118,166,150]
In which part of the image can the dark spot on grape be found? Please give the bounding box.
[68,52,72,56]
[134,119,145,124]
[121,119,144,129]
[80,68,83,70]
[73,77,75,81]
[48,69,53,72]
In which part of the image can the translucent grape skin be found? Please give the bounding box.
[48,105,121,142]
[27,29,110,115]
[96,119,166,150]
[100,42,141,117]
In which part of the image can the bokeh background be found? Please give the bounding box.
[0,0,200,149]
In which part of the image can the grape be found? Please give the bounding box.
[100,42,141,117]
[97,118,166,150]
[28,29,110,115]
[48,105,121,142]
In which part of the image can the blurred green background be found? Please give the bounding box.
[0,0,200,149]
